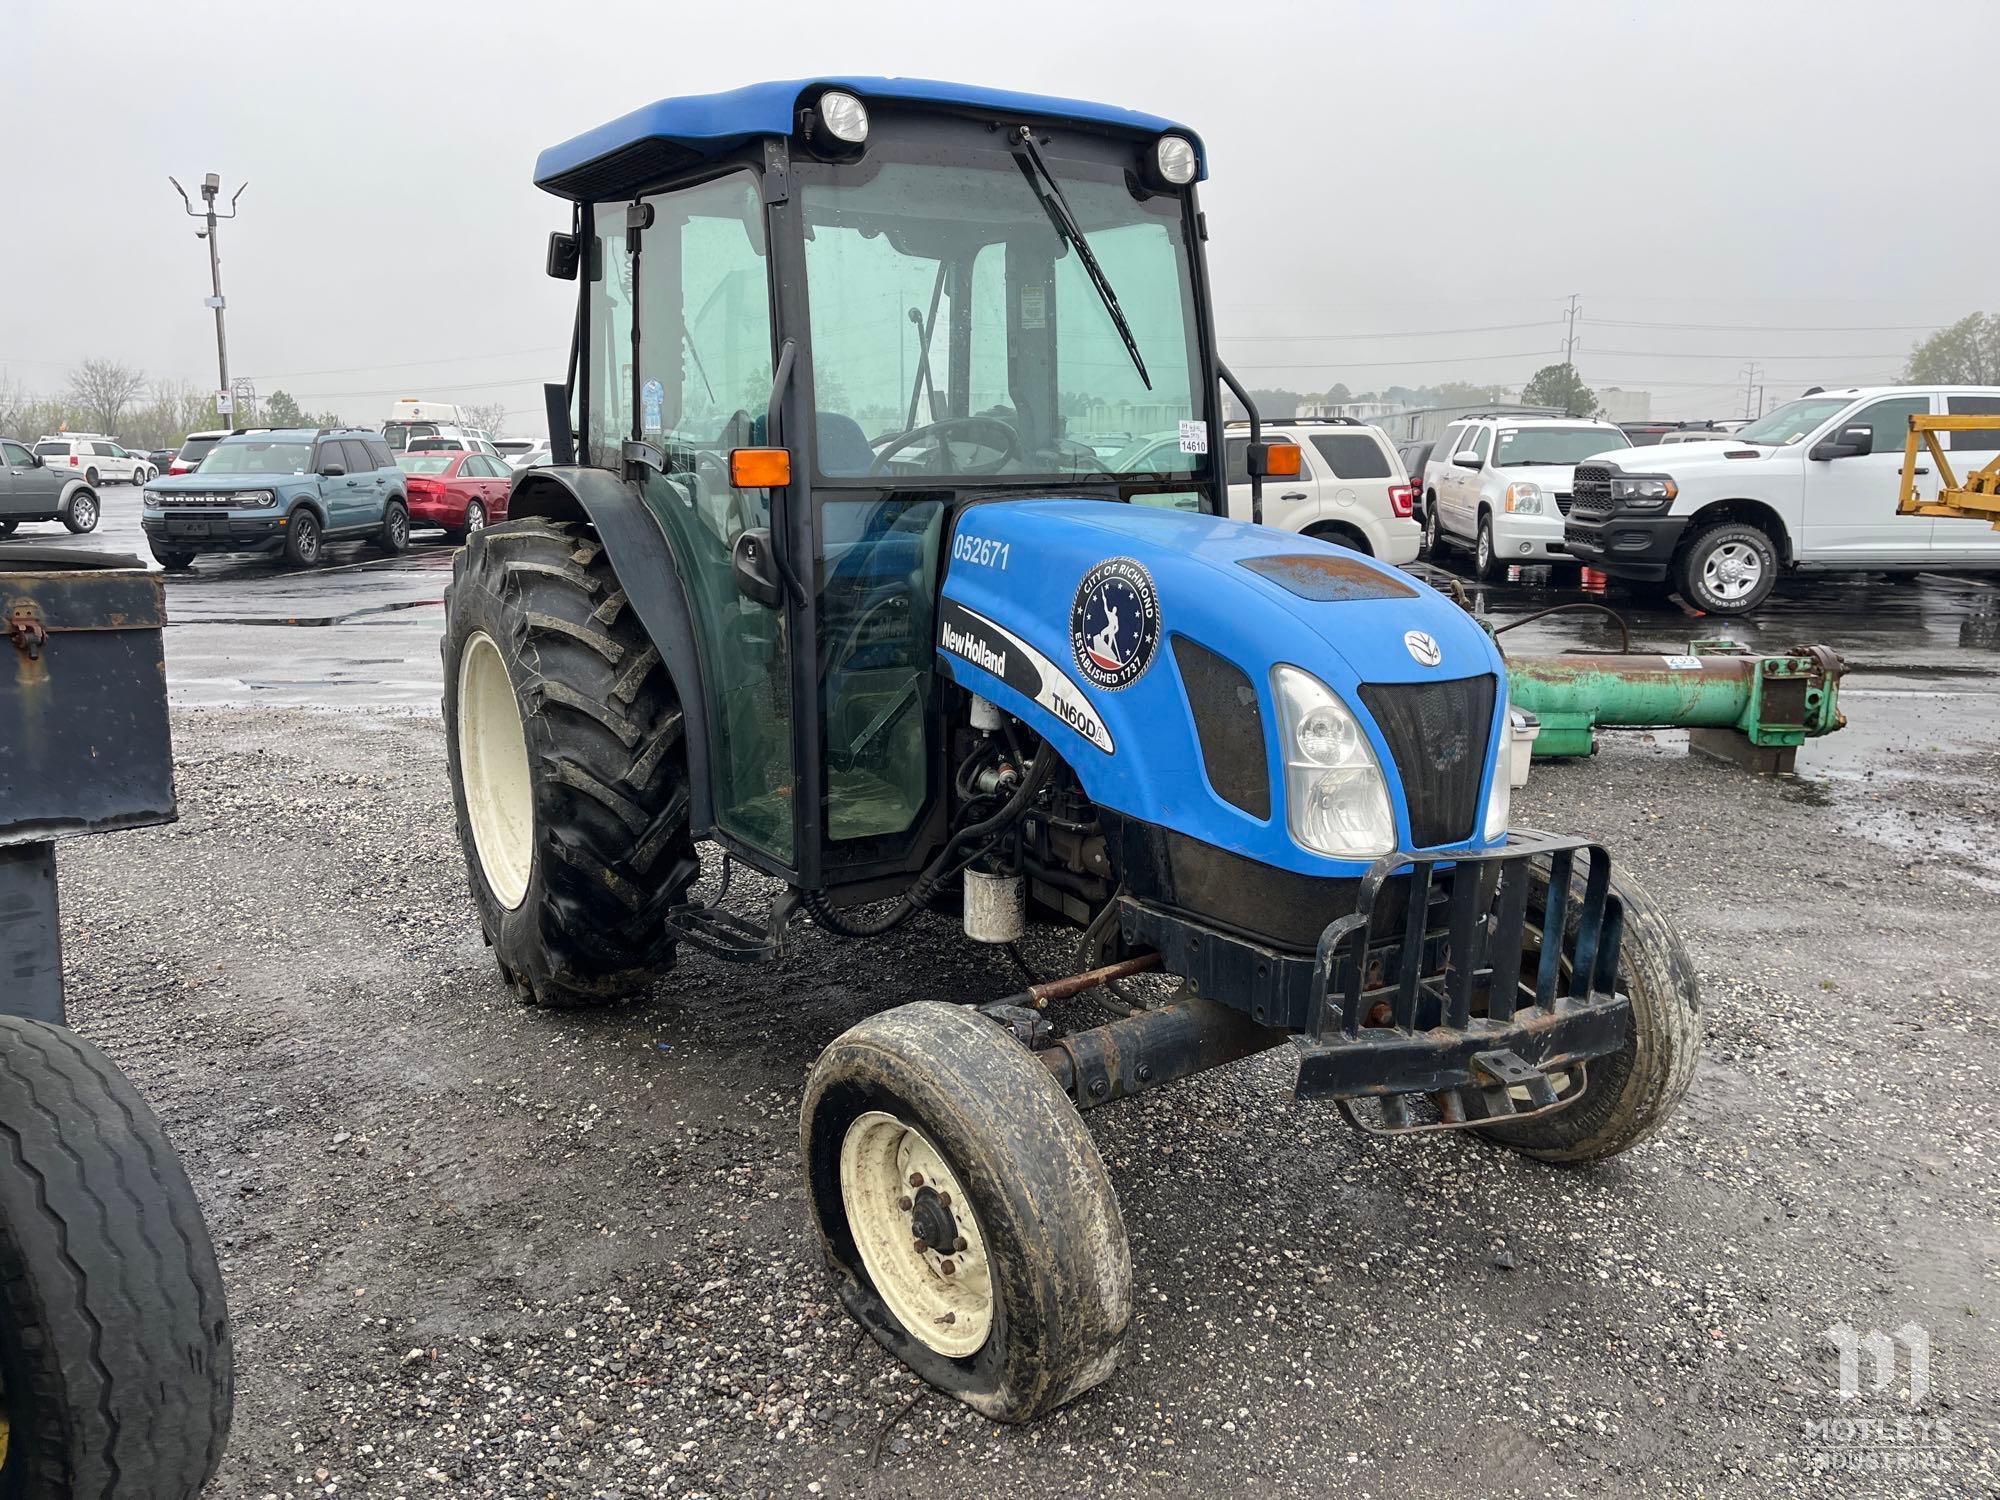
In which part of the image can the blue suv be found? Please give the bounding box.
[142,428,410,570]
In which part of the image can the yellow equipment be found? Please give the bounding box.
[1898,414,2000,529]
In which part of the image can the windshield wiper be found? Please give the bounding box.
[1010,126,1151,391]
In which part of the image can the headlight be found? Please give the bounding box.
[1609,474,1677,511]
[1503,481,1544,514]
[1154,134,1198,186]
[816,91,869,144]
[1485,690,1512,840]
[1272,666,1395,859]
[237,489,277,508]
[142,488,160,508]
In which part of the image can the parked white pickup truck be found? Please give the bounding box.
[1562,385,2000,613]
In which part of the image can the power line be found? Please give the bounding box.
[1587,317,1944,334]
[1221,320,1561,342]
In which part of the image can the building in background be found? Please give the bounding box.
[1594,387,1654,424]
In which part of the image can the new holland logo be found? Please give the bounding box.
[939,619,1006,680]
[1404,629,1442,668]
[1071,558,1160,691]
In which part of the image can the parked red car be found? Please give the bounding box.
[396,451,511,542]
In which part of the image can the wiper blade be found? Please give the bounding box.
[1011,127,1151,391]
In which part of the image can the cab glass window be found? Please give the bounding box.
[1848,396,1929,456]
[1310,432,1393,479]
[1945,395,2000,452]
[2,442,33,466]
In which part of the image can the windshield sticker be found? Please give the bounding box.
[1177,419,1208,455]
[1071,558,1161,692]
[1019,285,1047,331]
[641,378,664,434]
[938,599,1113,754]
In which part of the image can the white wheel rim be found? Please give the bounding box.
[467,504,484,532]
[839,1110,993,1358]
[457,630,534,909]
[1702,541,1763,601]
[75,497,95,527]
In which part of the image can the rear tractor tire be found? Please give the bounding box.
[0,1016,233,1497]
[1480,858,1702,1163]
[801,1002,1133,1423]
[442,518,698,1008]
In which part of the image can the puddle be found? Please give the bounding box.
[173,598,444,628]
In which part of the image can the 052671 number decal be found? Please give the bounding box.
[951,533,1010,570]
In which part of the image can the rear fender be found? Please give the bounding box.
[509,466,714,834]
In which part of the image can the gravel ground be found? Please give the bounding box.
[56,706,1999,1499]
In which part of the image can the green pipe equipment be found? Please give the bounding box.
[1506,640,1845,773]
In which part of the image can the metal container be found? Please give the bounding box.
[2,548,175,843]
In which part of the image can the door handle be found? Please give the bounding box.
[1280,490,1308,501]
[1903,467,1931,477]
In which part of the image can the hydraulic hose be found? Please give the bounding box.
[806,744,1056,939]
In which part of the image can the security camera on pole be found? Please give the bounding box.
[169,172,248,432]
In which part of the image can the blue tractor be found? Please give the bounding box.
[442,79,1701,1422]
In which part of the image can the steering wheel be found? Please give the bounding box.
[868,417,1020,477]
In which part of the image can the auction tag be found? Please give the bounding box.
[641,378,664,434]
[1020,286,1047,330]
[1662,654,1702,669]
[1177,419,1208,454]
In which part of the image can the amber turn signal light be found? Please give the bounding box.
[729,448,791,488]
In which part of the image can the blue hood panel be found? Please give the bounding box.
[937,501,1507,876]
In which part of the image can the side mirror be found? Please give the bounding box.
[1809,424,1872,461]
[546,230,580,281]
[318,462,346,478]
[30,454,43,467]
[1453,448,1483,469]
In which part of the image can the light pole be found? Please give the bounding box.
[170,173,247,431]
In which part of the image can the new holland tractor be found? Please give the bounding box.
[443,78,1702,1422]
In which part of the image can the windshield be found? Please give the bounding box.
[1494,427,1631,466]
[1731,397,1852,446]
[397,455,454,474]
[198,440,312,475]
[409,437,467,452]
[795,134,1206,484]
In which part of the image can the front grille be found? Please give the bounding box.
[1570,465,1614,516]
[1553,491,1573,516]
[1358,674,1496,849]
[159,492,239,507]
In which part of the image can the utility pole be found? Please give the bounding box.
[170,173,248,431]
[1738,361,1763,421]
[1562,294,1581,369]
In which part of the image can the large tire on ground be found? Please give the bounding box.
[0,521,18,539]
[1480,859,1702,1163]
[1473,510,1500,581]
[282,508,322,567]
[801,1002,1132,1423]
[1675,521,1777,615]
[60,491,98,535]
[376,499,410,556]
[442,518,698,1008]
[0,1017,232,1497]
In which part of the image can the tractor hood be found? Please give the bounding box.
[937,500,1508,876]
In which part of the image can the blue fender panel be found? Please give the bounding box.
[509,467,715,836]
[937,501,1508,878]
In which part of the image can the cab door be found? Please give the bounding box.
[591,172,803,873]
[1802,393,1935,562]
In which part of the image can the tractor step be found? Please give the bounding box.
[1330,1050,1587,1137]
[664,887,799,963]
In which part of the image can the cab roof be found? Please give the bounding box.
[534,77,1205,200]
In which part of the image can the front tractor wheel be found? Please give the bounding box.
[1481,859,1702,1163]
[442,519,698,1007]
[802,1002,1132,1423]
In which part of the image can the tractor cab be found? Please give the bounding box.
[530,79,1243,892]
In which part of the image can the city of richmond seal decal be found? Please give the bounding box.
[1070,557,1161,691]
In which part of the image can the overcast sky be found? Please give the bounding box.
[4,0,1993,427]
